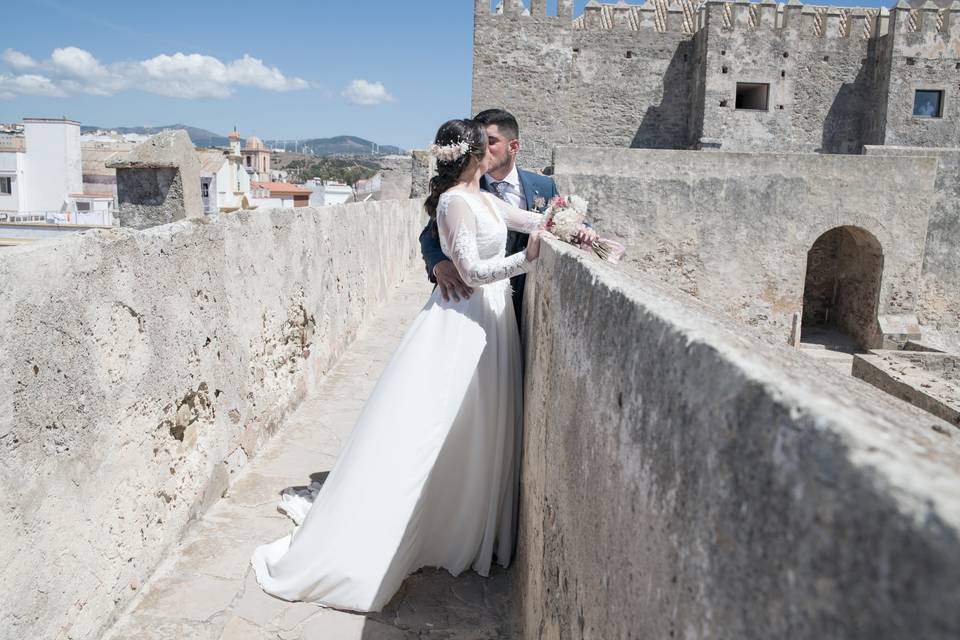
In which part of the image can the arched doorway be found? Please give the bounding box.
[800,226,884,350]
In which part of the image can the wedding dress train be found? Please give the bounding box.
[251,189,542,612]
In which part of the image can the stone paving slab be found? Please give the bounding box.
[104,275,514,640]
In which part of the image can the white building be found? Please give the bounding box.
[198,130,253,214]
[0,117,113,226]
[301,178,354,207]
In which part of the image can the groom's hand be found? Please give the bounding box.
[434,260,473,302]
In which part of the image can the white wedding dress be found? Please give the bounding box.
[250,189,543,612]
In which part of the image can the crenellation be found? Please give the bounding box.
[613,0,633,30]
[951,2,960,38]
[823,7,845,38]
[583,0,603,28]
[732,0,753,29]
[636,0,660,31]
[921,1,941,32]
[504,0,526,17]
[849,9,869,40]
[757,0,778,29]
[800,4,818,36]
[530,0,547,17]
[783,0,803,31]
[892,1,914,33]
[558,0,573,19]
[666,0,686,32]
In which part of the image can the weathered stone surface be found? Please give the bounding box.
[108,130,203,229]
[853,350,960,425]
[410,150,436,198]
[375,154,414,201]
[863,145,960,351]
[516,239,960,639]
[0,200,424,640]
[553,146,936,348]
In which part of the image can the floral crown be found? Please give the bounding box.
[429,139,472,163]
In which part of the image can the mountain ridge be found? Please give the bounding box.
[80,124,404,156]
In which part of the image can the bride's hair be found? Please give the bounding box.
[424,119,487,222]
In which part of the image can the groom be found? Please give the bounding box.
[420,108,565,323]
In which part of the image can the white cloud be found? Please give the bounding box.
[0,47,309,99]
[227,54,308,92]
[342,79,394,106]
[2,48,38,70]
[0,73,66,98]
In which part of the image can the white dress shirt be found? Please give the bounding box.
[485,165,526,211]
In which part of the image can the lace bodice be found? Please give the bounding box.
[436,190,543,287]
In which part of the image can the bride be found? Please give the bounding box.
[250,118,554,613]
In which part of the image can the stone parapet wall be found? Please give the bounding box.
[515,239,960,638]
[553,146,936,347]
[853,350,960,426]
[0,200,426,640]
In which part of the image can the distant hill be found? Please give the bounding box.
[81,125,404,156]
[264,135,404,156]
[81,124,229,147]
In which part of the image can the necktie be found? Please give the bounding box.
[490,180,509,200]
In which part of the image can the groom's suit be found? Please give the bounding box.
[419,167,558,324]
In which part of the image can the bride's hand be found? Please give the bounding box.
[525,229,554,261]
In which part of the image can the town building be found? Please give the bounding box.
[0,117,114,228]
[198,130,253,214]
[250,180,312,208]
[242,135,272,182]
[300,177,355,206]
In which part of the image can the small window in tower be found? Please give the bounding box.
[626,51,633,58]
[246,156,251,167]
[913,90,944,118]
[720,99,728,107]
[735,83,770,111]
[722,66,728,74]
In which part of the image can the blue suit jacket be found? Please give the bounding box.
[419,168,559,283]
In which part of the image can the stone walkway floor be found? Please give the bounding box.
[104,275,513,640]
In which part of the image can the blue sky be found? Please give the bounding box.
[1,0,892,150]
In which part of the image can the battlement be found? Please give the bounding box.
[476,0,960,41]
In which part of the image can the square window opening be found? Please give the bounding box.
[626,50,633,58]
[735,83,770,111]
[720,99,728,107]
[76,201,91,212]
[913,89,944,118]
[0,176,10,195]
[722,66,728,74]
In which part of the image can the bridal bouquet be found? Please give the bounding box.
[540,195,626,264]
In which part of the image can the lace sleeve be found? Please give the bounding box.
[437,195,532,287]
[486,193,543,233]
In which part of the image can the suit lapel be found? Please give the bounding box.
[516,169,536,211]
